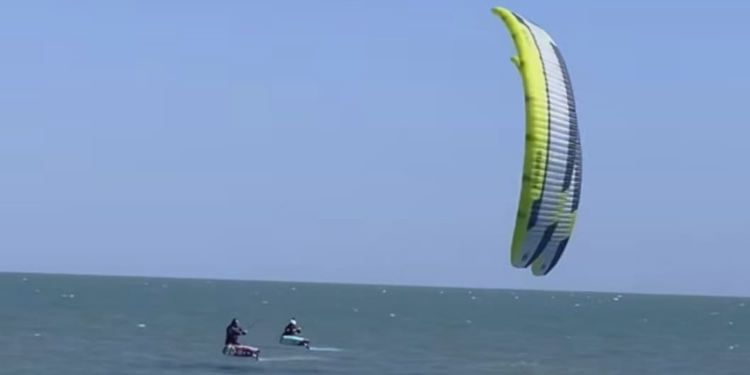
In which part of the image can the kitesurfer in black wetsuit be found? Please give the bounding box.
[225,318,247,345]
[282,317,301,336]
[279,317,309,349]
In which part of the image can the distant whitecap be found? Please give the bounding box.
[389,313,396,318]
[261,300,269,305]
[137,323,146,328]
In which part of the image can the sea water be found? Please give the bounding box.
[1,273,748,374]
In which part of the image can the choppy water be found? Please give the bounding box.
[1,273,749,374]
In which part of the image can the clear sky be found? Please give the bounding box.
[2,0,749,296]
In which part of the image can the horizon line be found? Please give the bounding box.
[2,270,747,299]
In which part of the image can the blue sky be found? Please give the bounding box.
[2,0,749,296]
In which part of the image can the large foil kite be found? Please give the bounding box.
[493,7,582,275]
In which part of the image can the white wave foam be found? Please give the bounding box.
[309,346,342,352]
[259,355,324,362]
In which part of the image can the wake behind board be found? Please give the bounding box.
[222,344,260,360]
[279,335,310,349]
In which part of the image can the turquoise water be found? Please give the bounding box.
[1,273,748,374]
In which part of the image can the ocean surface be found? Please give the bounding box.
[1,273,748,375]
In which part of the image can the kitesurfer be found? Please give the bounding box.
[282,317,301,336]
[225,318,247,345]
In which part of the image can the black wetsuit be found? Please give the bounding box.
[225,320,246,345]
[282,323,300,336]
